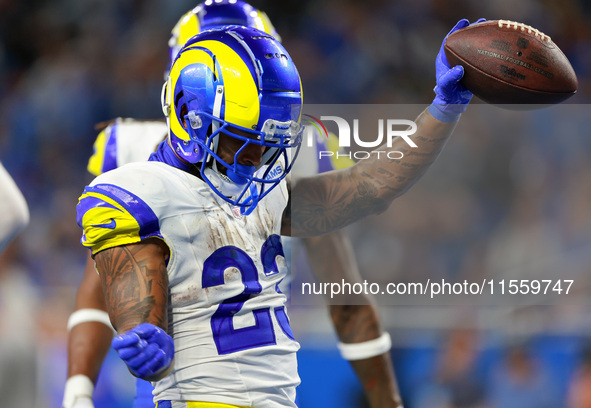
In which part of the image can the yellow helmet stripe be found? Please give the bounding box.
[171,39,260,131]
[171,11,201,51]
[168,47,217,141]
[199,40,260,129]
[254,10,282,42]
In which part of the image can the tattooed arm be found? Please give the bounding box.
[94,238,173,382]
[285,108,457,237]
[95,238,170,333]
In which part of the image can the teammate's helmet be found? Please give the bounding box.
[161,26,303,214]
[168,0,281,64]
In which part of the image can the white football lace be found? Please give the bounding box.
[497,20,551,42]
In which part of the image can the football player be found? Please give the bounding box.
[74,13,480,407]
[0,161,29,253]
[64,118,168,408]
[64,5,281,408]
[64,2,402,407]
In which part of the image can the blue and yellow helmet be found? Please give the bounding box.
[168,0,281,64]
[161,26,303,214]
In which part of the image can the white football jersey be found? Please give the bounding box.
[77,161,299,407]
[87,118,167,176]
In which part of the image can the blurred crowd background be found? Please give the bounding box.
[1,0,591,407]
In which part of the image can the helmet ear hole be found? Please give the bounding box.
[180,104,188,127]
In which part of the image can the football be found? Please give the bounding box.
[444,20,578,107]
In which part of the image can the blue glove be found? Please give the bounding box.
[112,323,174,380]
[430,18,486,122]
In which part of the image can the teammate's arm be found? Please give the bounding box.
[63,255,114,408]
[94,238,174,382]
[303,232,403,408]
[0,162,29,252]
[68,256,113,381]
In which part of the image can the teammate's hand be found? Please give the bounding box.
[432,18,486,121]
[112,323,174,381]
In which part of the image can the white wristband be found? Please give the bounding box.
[337,332,392,361]
[67,309,115,332]
[62,375,94,408]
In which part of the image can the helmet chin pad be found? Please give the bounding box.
[226,163,256,185]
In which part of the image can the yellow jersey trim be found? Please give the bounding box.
[76,184,162,256]
[87,128,109,176]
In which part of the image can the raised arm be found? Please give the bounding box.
[285,19,482,238]
[287,108,456,237]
